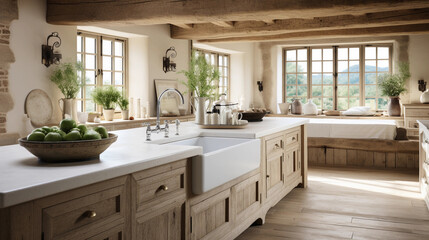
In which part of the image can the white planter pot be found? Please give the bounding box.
[421,89,429,103]
[121,110,129,120]
[303,99,318,115]
[278,102,290,115]
[103,109,115,121]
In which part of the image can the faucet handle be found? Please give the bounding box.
[164,120,169,138]
[175,119,180,135]
[144,123,151,141]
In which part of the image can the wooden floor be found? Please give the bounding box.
[237,167,429,240]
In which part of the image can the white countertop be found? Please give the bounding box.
[0,117,308,208]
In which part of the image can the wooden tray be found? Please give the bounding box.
[198,122,248,129]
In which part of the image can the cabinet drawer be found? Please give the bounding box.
[285,130,300,146]
[405,108,429,117]
[405,117,421,129]
[42,185,125,239]
[135,167,186,213]
[266,136,284,158]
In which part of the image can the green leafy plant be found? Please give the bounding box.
[117,95,129,110]
[180,51,220,99]
[377,62,410,97]
[91,86,121,110]
[50,62,83,99]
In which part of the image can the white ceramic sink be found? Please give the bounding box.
[166,137,260,194]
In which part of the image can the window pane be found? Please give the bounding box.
[297,74,307,85]
[365,85,376,97]
[323,74,333,84]
[102,40,112,55]
[349,98,359,108]
[224,56,228,65]
[349,61,359,72]
[349,73,359,84]
[297,49,307,61]
[298,86,307,96]
[378,60,389,71]
[378,98,388,109]
[323,98,333,110]
[349,48,359,60]
[338,48,348,60]
[76,100,82,112]
[286,50,296,61]
[338,61,348,72]
[312,74,322,84]
[312,49,322,61]
[219,55,223,65]
[323,49,333,60]
[338,73,348,84]
[297,62,307,72]
[85,100,96,112]
[103,72,112,85]
[115,41,123,56]
[286,86,296,96]
[77,54,82,63]
[286,62,296,72]
[115,58,123,71]
[378,47,389,59]
[365,47,376,59]
[77,36,82,52]
[85,37,96,54]
[85,55,95,69]
[103,56,112,70]
[323,86,333,96]
[365,73,376,84]
[349,85,359,97]
[286,74,297,85]
[86,71,95,84]
[365,98,376,109]
[338,98,348,110]
[323,61,333,72]
[312,98,321,108]
[365,60,376,72]
[312,61,322,72]
[338,86,348,97]
[115,72,123,85]
[312,86,322,97]
[85,86,95,98]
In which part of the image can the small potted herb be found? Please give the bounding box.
[91,86,121,121]
[377,62,410,116]
[118,95,129,120]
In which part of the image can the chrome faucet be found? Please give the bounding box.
[145,88,184,141]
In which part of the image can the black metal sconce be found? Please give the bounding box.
[418,79,427,92]
[257,81,263,92]
[42,32,62,67]
[163,47,177,73]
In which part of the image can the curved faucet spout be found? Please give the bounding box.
[156,88,185,127]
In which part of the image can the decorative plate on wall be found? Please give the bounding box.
[25,89,53,126]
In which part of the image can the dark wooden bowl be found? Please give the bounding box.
[18,133,118,163]
[241,112,267,122]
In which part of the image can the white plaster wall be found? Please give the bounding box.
[8,0,76,136]
[408,34,429,103]
[128,36,149,108]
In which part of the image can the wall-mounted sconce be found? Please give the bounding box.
[42,32,62,67]
[257,81,263,92]
[163,47,177,73]
[418,79,427,92]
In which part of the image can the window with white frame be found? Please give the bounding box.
[76,31,127,112]
[194,49,230,97]
[283,44,391,111]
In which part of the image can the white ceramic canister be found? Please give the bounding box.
[421,89,429,103]
[211,113,219,125]
[303,99,318,115]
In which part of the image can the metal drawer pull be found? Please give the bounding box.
[274,143,281,149]
[266,175,270,178]
[292,136,296,141]
[159,185,168,191]
[84,210,97,218]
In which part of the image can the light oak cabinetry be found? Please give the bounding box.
[404,104,429,137]
[419,121,429,210]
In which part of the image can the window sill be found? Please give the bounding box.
[267,114,403,120]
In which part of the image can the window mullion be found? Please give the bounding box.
[359,45,364,107]
[308,47,311,100]
[333,46,338,110]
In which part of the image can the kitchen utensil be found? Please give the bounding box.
[232,112,243,125]
[19,133,118,163]
[25,89,53,126]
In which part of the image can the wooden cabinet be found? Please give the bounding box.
[266,153,284,199]
[232,174,261,223]
[404,104,429,137]
[190,189,231,240]
[419,122,429,210]
[131,160,187,240]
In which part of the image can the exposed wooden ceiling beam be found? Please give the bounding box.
[171,23,193,29]
[47,0,429,25]
[196,23,429,43]
[262,20,276,25]
[171,8,429,40]
[211,21,234,28]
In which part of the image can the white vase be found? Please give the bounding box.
[121,110,129,120]
[58,98,78,122]
[103,109,115,121]
[192,97,208,124]
[303,99,318,115]
[421,89,429,103]
[278,102,290,115]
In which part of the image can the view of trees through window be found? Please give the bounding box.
[284,45,391,111]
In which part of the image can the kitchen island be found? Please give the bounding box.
[0,117,308,240]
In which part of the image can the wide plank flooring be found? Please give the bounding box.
[237,167,429,240]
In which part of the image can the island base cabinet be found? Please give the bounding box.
[134,203,184,240]
[266,153,284,200]
[190,189,231,240]
[232,174,261,223]
[86,224,124,240]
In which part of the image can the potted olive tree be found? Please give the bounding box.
[91,86,121,121]
[118,95,129,120]
[50,62,83,122]
[180,51,220,124]
[377,62,410,116]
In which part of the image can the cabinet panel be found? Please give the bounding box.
[266,135,284,158]
[135,203,184,240]
[190,189,231,240]
[266,153,283,199]
[87,224,124,240]
[285,130,300,146]
[232,174,260,222]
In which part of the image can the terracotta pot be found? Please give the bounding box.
[291,99,302,115]
[103,109,115,121]
[387,97,401,116]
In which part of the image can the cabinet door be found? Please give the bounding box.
[135,203,185,240]
[266,153,284,198]
[232,174,260,223]
[285,146,301,179]
[87,224,124,240]
[190,189,231,240]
